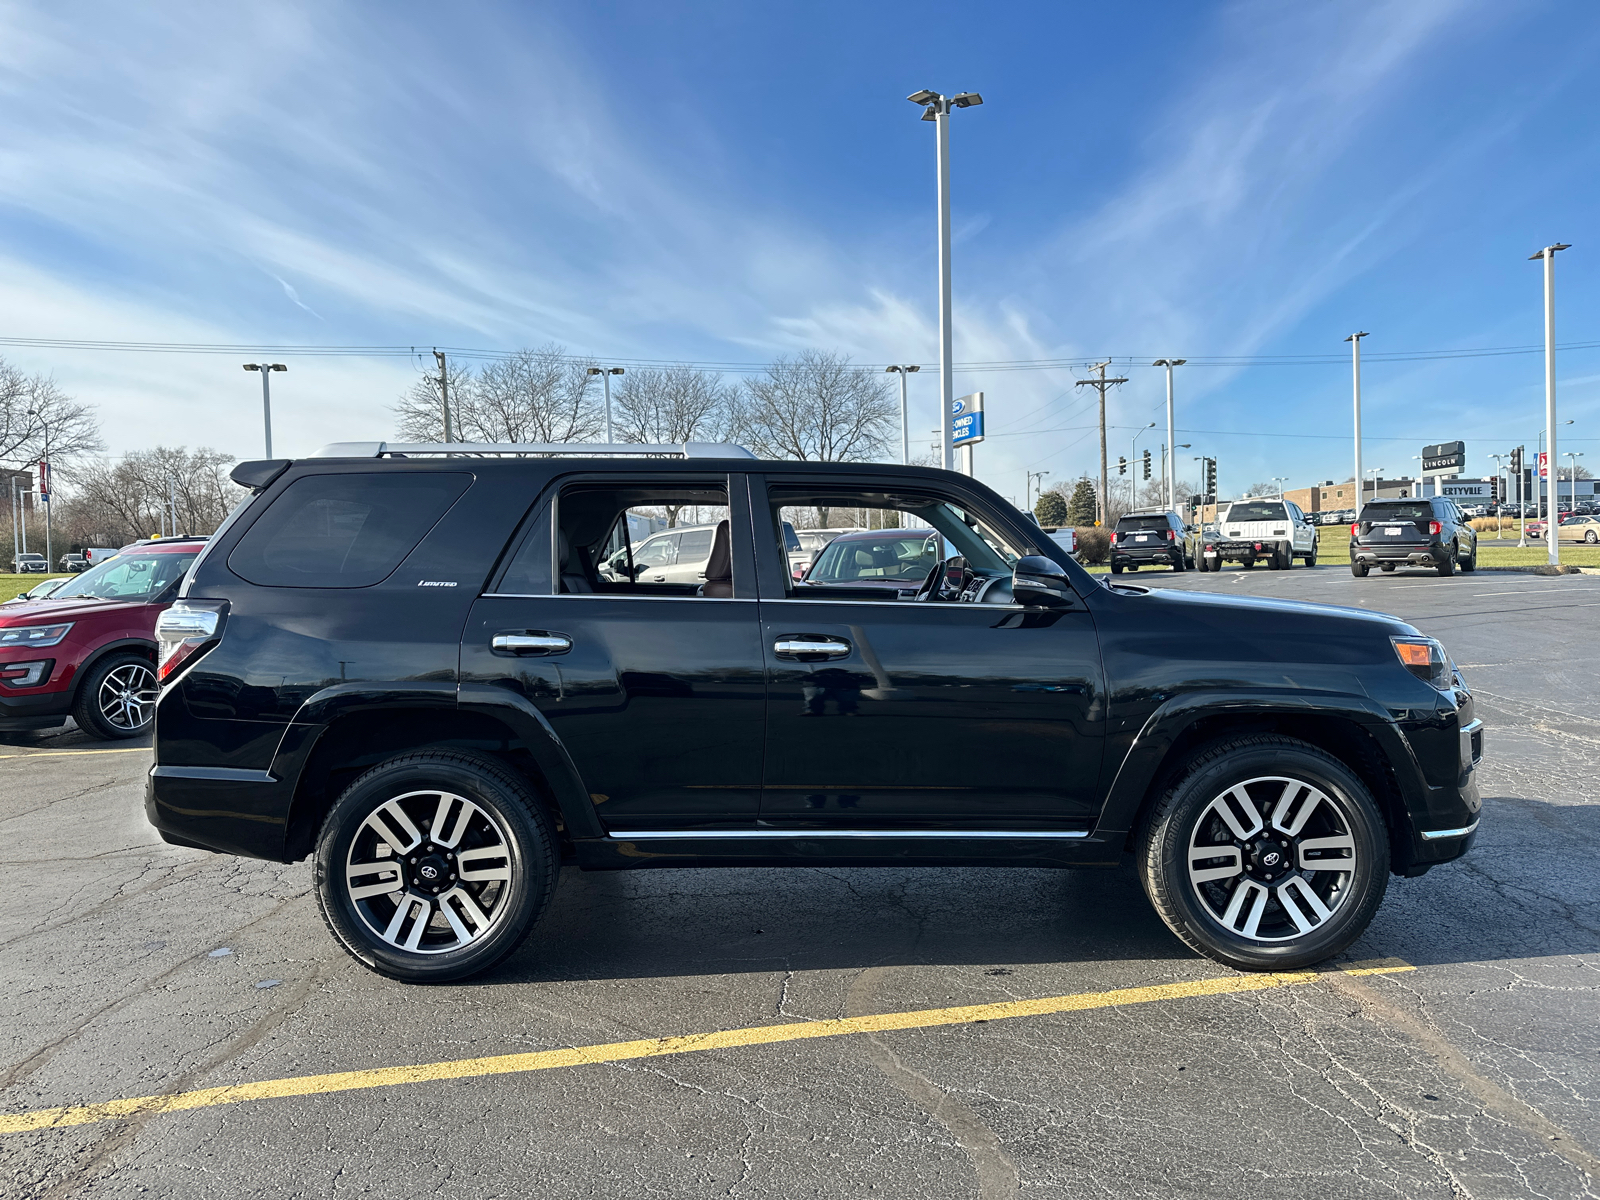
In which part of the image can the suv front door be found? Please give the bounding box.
[756,477,1105,829]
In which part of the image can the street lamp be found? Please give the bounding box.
[1537,420,1573,522]
[1345,332,1369,517]
[25,407,52,569]
[586,367,625,444]
[1364,467,1385,507]
[242,364,287,458]
[1565,450,1585,516]
[885,365,921,465]
[908,88,983,471]
[1488,452,1508,538]
[1025,469,1050,515]
[1531,242,1571,566]
[1152,359,1186,510]
[1272,477,1288,497]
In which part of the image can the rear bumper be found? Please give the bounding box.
[1112,544,1183,564]
[145,764,297,860]
[1351,540,1447,565]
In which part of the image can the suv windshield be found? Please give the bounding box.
[1362,503,1430,521]
[52,551,199,601]
[1116,516,1172,532]
[1224,502,1287,522]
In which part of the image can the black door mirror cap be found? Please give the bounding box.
[1012,555,1077,608]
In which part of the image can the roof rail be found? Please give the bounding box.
[309,441,758,460]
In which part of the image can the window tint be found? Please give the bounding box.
[1225,502,1287,522]
[1116,516,1172,532]
[677,528,715,561]
[229,473,470,588]
[495,503,552,595]
[1362,502,1430,521]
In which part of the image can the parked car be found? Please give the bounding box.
[0,537,205,737]
[798,528,939,594]
[60,553,89,573]
[1350,497,1476,576]
[147,443,1483,983]
[599,522,722,585]
[11,553,47,574]
[787,527,862,580]
[1556,514,1600,544]
[82,547,121,566]
[9,577,68,603]
[1201,499,1318,571]
[1041,526,1077,557]
[1110,509,1190,573]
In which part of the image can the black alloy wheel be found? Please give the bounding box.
[1138,735,1389,971]
[315,750,557,983]
[72,653,158,740]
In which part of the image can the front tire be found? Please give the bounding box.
[72,653,158,740]
[1437,545,1456,577]
[1137,736,1390,971]
[314,750,558,983]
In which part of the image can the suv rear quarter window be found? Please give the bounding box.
[228,472,472,588]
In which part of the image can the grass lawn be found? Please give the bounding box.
[0,572,74,598]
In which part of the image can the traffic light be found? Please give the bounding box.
[1118,456,1127,476]
[1205,457,1217,495]
[1510,446,1523,474]
[1142,450,1151,480]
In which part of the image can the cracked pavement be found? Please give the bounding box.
[2,565,1598,1198]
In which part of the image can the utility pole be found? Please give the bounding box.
[1530,243,1570,567]
[1026,469,1050,514]
[1345,332,1368,513]
[587,366,626,443]
[433,350,453,444]
[1075,362,1128,526]
[885,365,920,464]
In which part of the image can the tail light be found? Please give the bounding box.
[1350,523,1359,536]
[1166,529,1176,541]
[1428,520,1442,535]
[1109,532,1118,544]
[155,600,228,683]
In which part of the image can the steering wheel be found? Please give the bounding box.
[912,557,947,602]
[913,556,971,602]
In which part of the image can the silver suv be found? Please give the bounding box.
[600,523,722,585]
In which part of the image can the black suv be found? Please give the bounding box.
[1351,496,1477,577]
[1109,509,1190,573]
[148,443,1483,982]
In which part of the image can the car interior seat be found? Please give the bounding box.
[559,530,594,593]
[699,521,732,597]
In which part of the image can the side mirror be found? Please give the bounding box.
[1012,555,1076,608]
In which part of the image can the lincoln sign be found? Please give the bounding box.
[1421,440,1466,477]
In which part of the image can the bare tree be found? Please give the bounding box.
[394,358,477,442]
[0,359,103,468]
[736,351,895,463]
[56,447,243,546]
[1245,481,1282,497]
[393,346,603,444]
[613,365,738,444]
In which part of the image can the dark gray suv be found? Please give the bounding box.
[1351,497,1477,577]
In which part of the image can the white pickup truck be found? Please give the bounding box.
[1201,498,1319,570]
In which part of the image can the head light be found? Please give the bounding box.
[1392,636,1451,689]
[0,623,72,648]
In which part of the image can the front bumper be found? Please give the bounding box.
[0,688,68,730]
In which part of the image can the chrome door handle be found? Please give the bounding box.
[774,637,851,660]
[491,633,572,656]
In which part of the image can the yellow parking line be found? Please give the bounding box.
[0,960,1413,1134]
[0,748,150,761]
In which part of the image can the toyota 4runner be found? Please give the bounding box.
[149,443,1483,982]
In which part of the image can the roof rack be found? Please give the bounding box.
[309,441,758,460]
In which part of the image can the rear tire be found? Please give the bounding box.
[72,653,158,740]
[1351,562,1368,577]
[315,750,558,983]
[1137,736,1390,971]
[1110,563,1123,575]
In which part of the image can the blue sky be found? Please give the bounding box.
[1,1,1597,503]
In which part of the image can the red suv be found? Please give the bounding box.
[0,538,205,739]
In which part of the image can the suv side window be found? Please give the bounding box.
[555,480,736,596]
[228,472,472,588]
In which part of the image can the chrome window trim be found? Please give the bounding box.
[484,593,758,603]
[1419,819,1480,842]
[607,828,1092,841]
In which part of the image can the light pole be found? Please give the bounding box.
[242,364,287,457]
[586,367,625,444]
[1152,359,1185,510]
[1565,451,1585,516]
[908,89,982,471]
[1364,467,1385,506]
[1345,332,1368,515]
[1025,469,1050,515]
[1272,477,1288,498]
[1531,243,1570,565]
[1488,453,1507,538]
[1537,420,1573,524]
[885,365,921,465]
[26,408,52,569]
[1410,455,1425,499]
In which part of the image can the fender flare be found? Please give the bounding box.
[71,637,158,698]
[1094,689,1419,838]
[456,683,601,839]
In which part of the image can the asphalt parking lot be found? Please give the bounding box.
[4,564,1600,1199]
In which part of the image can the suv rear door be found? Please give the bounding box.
[1358,501,1433,547]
